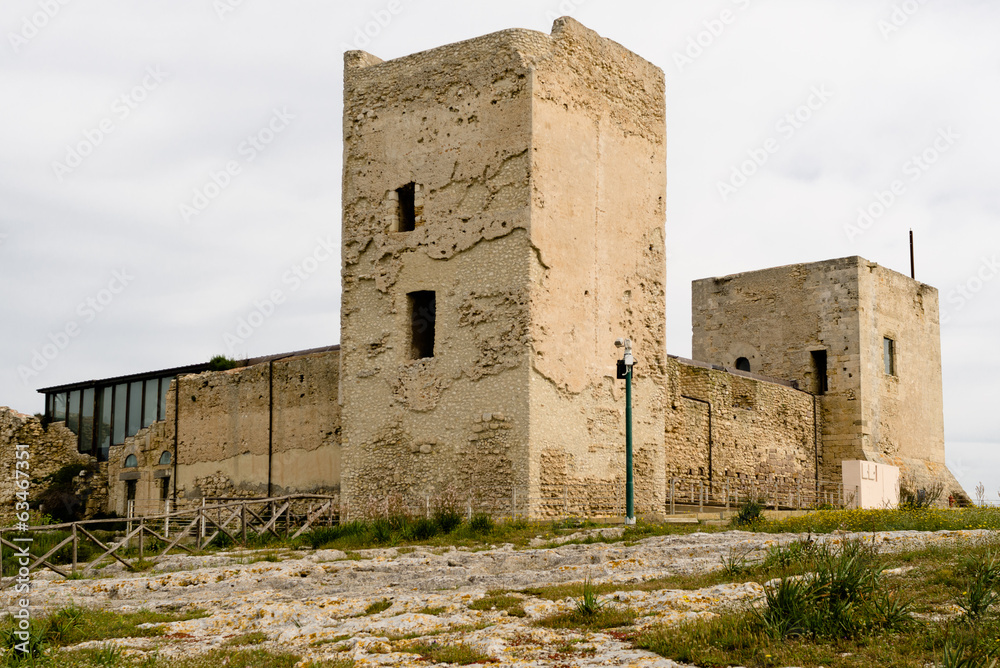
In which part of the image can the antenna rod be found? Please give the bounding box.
[909,229,915,279]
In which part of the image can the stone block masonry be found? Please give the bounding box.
[0,407,96,523]
[105,349,341,516]
[8,18,967,520]
[692,256,966,503]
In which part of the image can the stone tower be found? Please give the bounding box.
[339,18,667,516]
[691,256,965,498]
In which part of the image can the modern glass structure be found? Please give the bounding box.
[38,363,210,461]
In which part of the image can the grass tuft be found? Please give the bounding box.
[361,599,392,616]
[399,641,491,665]
[468,593,526,618]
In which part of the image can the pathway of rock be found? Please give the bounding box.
[4,527,991,667]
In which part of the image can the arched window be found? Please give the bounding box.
[124,454,138,468]
[735,357,751,372]
[158,451,172,466]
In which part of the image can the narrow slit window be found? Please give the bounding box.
[811,350,828,395]
[883,337,895,376]
[735,357,751,372]
[396,182,416,232]
[408,290,436,359]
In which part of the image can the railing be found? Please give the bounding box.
[0,494,338,587]
[348,476,852,521]
[0,479,854,585]
[530,476,851,519]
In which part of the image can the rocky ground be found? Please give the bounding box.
[4,527,991,667]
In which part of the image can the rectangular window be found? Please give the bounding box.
[128,381,143,437]
[158,376,171,421]
[811,350,828,395]
[80,387,95,453]
[160,477,170,502]
[113,383,127,445]
[98,386,112,461]
[67,389,81,435]
[883,337,895,376]
[53,393,67,422]
[396,182,416,232]
[408,290,436,359]
[143,378,159,428]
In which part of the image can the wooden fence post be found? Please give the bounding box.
[72,524,78,574]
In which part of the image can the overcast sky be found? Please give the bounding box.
[1,0,996,497]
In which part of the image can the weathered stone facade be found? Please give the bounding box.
[0,407,97,522]
[692,256,964,499]
[339,18,667,517]
[665,357,818,484]
[6,19,966,521]
[104,349,342,516]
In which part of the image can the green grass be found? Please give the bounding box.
[536,605,637,630]
[361,599,392,616]
[759,506,1000,534]
[636,535,1000,668]
[0,648,353,668]
[468,593,526,618]
[533,576,638,630]
[222,631,268,647]
[0,605,208,654]
[415,606,446,616]
[398,641,491,665]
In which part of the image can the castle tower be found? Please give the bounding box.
[339,19,667,516]
[691,256,965,498]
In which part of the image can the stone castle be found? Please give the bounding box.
[0,19,966,521]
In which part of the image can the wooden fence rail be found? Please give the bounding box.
[0,494,338,587]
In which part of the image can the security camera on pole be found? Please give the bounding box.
[614,337,636,525]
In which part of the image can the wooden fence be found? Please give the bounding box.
[0,494,338,587]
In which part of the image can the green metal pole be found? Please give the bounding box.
[625,365,634,523]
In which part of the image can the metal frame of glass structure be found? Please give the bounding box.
[38,363,210,462]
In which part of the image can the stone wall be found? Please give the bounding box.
[856,262,965,500]
[665,357,818,485]
[526,18,668,516]
[0,407,95,523]
[105,349,342,515]
[690,256,965,502]
[339,22,543,515]
[692,256,863,483]
[340,18,668,518]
